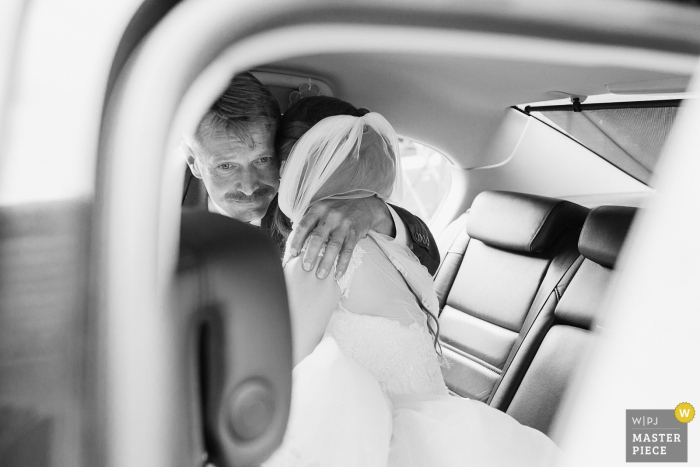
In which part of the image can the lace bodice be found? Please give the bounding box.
[327,309,447,396]
[309,235,448,396]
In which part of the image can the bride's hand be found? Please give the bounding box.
[289,196,394,279]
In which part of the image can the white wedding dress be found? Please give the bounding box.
[264,233,561,467]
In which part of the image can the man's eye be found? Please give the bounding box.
[218,163,233,170]
[256,157,273,165]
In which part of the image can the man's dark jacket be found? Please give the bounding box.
[182,169,440,275]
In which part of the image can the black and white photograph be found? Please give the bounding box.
[0,1,698,466]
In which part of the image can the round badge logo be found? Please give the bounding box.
[674,402,695,424]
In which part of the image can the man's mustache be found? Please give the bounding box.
[224,186,276,202]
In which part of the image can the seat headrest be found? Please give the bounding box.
[578,205,637,268]
[466,191,589,254]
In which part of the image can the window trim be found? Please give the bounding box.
[524,98,683,114]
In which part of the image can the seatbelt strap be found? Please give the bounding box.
[434,214,470,315]
[486,236,583,405]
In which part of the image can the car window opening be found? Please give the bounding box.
[518,99,685,185]
[397,138,452,227]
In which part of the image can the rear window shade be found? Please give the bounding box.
[528,102,680,184]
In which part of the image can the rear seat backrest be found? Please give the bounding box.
[436,191,589,401]
[503,205,637,435]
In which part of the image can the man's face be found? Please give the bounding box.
[187,123,279,222]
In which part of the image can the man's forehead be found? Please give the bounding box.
[208,131,252,149]
[197,128,273,156]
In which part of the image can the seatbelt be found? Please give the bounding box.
[436,213,469,270]
[486,234,583,405]
[434,214,470,315]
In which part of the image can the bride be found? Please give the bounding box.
[263,97,560,467]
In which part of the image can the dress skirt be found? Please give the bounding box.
[264,336,560,467]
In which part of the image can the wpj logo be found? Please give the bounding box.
[626,403,694,463]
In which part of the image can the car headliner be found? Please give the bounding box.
[263,47,696,169]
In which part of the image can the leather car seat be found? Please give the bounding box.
[499,205,637,435]
[434,191,589,401]
[175,211,292,466]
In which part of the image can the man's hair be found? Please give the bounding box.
[194,71,281,147]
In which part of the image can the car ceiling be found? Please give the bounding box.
[262,51,695,169]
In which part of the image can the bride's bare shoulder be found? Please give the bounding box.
[283,253,339,292]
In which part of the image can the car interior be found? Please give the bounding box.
[2,1,700,466]
[171,25,695,464]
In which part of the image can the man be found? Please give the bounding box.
[181,72,439,279]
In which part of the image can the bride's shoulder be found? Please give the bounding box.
[283,253,340,298]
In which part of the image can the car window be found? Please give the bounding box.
[398,138,452,226]
[522,97,689,185]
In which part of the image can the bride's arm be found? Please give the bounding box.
[284,255,342,366]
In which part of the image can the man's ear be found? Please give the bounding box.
[181,142,203,179]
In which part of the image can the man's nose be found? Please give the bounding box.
[236,167,260,195]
